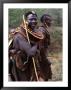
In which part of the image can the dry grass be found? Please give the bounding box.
[48,52,62,81]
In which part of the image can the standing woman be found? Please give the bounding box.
[37,14,52,81]
[9,11,44,81]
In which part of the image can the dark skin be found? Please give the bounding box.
[13,33,37,57]
[10,14,42,81]
[41,15,52,27]
[26,14,37,30]
[13,13,38,57]
[9,13,52,81]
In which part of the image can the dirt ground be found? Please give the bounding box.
[8,52,62,81]
[48,52,62,81]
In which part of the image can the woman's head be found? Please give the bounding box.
[25,11,38,29]
[41,14,52,27]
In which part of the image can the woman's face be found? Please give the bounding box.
[44,16,52,27]
[27,14,37,29]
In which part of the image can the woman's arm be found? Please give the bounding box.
[13,33,37,57]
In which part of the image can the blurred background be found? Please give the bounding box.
[9,9,62,81]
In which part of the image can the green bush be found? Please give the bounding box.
[9,9,62,28]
